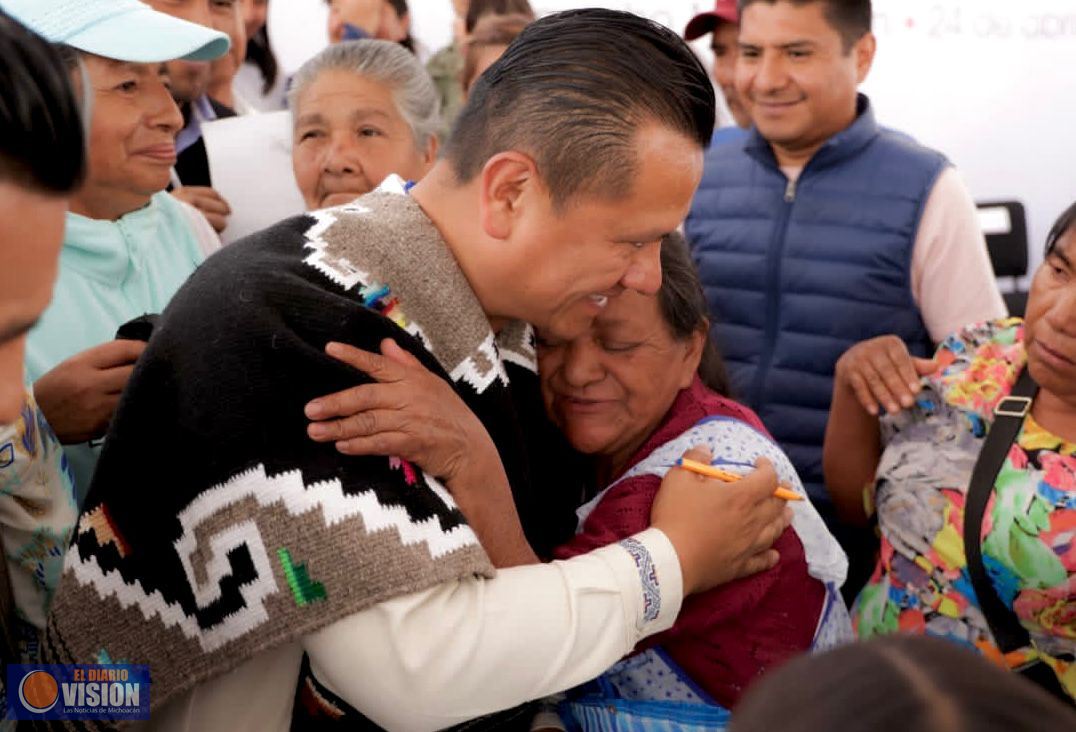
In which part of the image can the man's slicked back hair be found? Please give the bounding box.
[444,9,716,206]
[0,11,84,195]
[739,0,872,51]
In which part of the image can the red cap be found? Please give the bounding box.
[684,0,739,41]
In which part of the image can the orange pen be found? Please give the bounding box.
[677,458,804,502]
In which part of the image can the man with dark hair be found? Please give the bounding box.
[686,0,1004,566]
[42,9,791,731]
[446,9,713,205]
[0,10,84,424]
[0,7,84,668]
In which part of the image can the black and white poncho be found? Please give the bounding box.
[41,178,582,726]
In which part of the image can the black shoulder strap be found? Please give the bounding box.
[963,368,1038,654]
[962,369,1072,703]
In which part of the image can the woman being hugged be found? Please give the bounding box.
[312,234,851,728]
[825,201,1076,700]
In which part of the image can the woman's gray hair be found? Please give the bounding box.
[288,40,441,150]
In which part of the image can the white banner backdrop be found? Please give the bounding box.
[271,0,1076,281]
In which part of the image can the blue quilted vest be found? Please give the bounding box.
[685,95,945,507]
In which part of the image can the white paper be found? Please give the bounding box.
[203,111,307,245]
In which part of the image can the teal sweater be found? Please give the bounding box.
[26,192,208,500]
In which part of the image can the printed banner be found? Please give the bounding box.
[6,665,150,721]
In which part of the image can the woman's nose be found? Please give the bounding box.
[323,133,361,175]
[755,53,789,93]
[562,341,605,387]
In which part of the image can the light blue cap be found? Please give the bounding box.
[0,0,230,63]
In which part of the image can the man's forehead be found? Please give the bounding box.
[569,198,678,244]
[739,1,836,37]
[711,22,740,41]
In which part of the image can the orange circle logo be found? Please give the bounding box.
[18,670,59,713]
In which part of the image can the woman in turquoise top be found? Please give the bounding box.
[9,0,230,501]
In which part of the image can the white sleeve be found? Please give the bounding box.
[303,528,682,732]
[174,198,223,259]
[910,167,1008,342]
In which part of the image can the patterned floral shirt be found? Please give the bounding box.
[854,318,1076,698]
[0,390,77,640]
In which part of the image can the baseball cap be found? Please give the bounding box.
[684,0,739,41]
[0,0,229,63]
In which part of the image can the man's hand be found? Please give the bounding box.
[34,340,146,444]
[170,186,231,233]
[307,339,537,568]
[834,335,938,416]
[306,339,490,484]
[651,448,792,595]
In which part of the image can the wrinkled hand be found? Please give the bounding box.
[651,448,792,595]
[33,340,146,444]
[170,186,231,233]
[306,339,493,484]
[834,335,938,416]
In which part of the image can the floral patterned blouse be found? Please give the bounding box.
[854,318,1076,698]
[0,390,78,650]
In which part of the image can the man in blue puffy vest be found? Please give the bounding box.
[685,0,1005,530]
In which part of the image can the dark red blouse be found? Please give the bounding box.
[554,376,826,708]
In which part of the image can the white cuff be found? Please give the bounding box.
[587,527,683,641]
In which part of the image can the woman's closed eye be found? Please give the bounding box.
[601,340,640,353]
[535,334,565,350]
[1047,254,1071,282]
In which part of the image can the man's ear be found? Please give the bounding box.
[854,32,877,84]
[423,135,440,169]
[478,151,539,240]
